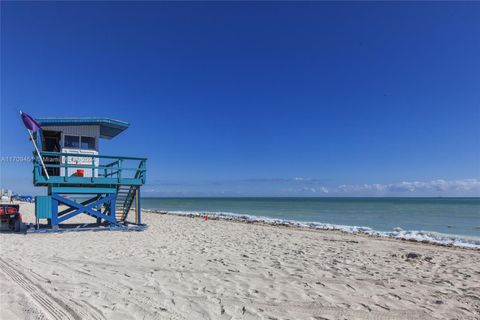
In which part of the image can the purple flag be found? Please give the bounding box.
[21,111,41,132]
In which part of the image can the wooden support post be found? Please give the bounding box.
[96,194,102,225]
[118,159,123,182]
[51,197,59,229]
[135,188,139,224]
[111,194,116,223]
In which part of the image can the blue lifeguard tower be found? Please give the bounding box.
[31,117,147,230]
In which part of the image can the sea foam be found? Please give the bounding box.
[144,209,480,249]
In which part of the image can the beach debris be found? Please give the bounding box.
[424,256,434,262]
[293,249,305,255]
[406,252,421,260]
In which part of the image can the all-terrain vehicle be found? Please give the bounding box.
[0,204,22,232]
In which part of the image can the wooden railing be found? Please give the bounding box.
[33,151,147,186]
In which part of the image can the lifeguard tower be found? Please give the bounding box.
[31,117,147,230]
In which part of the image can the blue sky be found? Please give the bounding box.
[1,2,479,196]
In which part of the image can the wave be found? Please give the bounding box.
[143,209,480,250]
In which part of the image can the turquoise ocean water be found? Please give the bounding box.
[143,197,480,248]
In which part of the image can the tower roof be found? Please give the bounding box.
[37,117,129,139]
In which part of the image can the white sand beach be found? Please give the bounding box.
[0,202,479,320]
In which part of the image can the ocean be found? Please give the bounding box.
[142,197,480,249]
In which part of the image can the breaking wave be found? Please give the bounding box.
[144,209,480,249]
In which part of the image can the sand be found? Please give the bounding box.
[0,202,479,320]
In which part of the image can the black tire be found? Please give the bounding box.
[14,219,21,232]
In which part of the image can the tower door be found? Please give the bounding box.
[42,130,61,176]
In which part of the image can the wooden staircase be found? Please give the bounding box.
[115,185,138,223]
[115,162,145,224]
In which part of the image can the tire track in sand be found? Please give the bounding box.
[50,258,188,320]
[0,257,81,320]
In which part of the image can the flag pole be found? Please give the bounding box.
[20,111,50,179]
[28,129,50,180]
